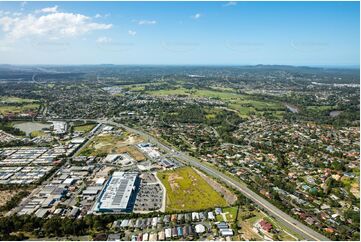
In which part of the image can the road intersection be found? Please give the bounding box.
[64,118,330,241]
[102,119,329,241]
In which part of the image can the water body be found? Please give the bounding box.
[330,111,342,117]
[285,104,299,113]
[13,122,51,135]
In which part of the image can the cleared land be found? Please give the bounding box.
[0,189,30,215]
[114,145,145,161]
[157,166,228,212]
[195,168,237,205]
[13,121,50,136]
[0,190,18,207]
[78,132,145,160]
[216,206,239,222]
[30,130,46,137]
[73,123,96,133]
[237,208,298,241]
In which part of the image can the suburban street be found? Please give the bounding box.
[7,123,101,216]
[100,118,329,241]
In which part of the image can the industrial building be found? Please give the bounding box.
[51,121,67,135]
[95,172,139,212]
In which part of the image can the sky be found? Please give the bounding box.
[0,1,359,66]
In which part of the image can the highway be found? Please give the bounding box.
[69,118,329,241]
[175,153,329,241]
[104,119,329,241]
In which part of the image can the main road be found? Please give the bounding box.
[71,118,329,241]
[8,122,102,216]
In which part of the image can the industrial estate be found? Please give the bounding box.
[0,1,360,242]
[0,63,359,241]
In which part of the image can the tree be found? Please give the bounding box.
[43,216,63,237]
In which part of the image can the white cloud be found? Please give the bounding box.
[20,2,27,11]
[191,13,202,20]
[128,30,136,36]
[224,1,237,7]
[96,36,112,43]
[137,20,157,25]
[95,13,110,18]
[0,11,11,17]
[0,11,112,41]
[39,6,59,14]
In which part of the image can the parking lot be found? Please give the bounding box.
[134,173,164,212]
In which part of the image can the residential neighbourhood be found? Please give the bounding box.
[0,1,359,240]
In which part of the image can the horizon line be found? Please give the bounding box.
[0,63,359,69]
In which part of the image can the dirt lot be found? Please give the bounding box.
[115,145,145,161]
[157,166,228,212]
[79,131,145,159]
[195,168,238,204]
[0,189,18,207]
[0,189,26,215]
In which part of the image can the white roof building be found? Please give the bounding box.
[95,172,138,212]
[165,228,172,238]
[142,233,149,241]
[192,212,200,221]
[71,137,86,144]
[104,154,119,163]
[52,121,67,135]
[96,177,106,186]
[63,178,75,185]
[195,224,205,233]
[208,211,215,220]
[220,229,234,237]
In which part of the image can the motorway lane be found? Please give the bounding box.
[109,120,329,241]
[79,119,329,241]
[174,153,329,241]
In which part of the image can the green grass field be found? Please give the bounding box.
[157,166,228,212]
[147,88,189,96]
[73,124,96,133]
[216,206,238,222]
[224,206,238,222]
[0,96,37,104]
[0,96,39,115]
[306,105,335,112]
[78,133,128,156]
[0,103,39,115]
[78,132,145,160]
[147,88,284,118]
[30,130,46,137]
[237,209,299,241]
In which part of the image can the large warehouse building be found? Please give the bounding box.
[95,172,139,212]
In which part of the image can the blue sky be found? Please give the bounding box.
[0,1,359,66]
